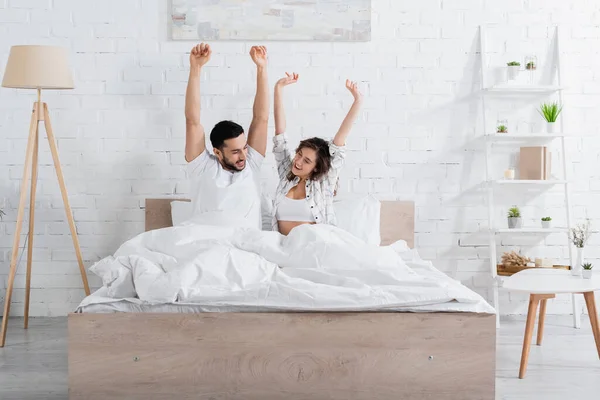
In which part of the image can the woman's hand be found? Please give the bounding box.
[345,79,362,102]
[274,74,297,136]
[276,72,299,88]
[333,80,363,146]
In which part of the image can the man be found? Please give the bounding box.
[184,43,269,229]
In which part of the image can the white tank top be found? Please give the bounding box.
[275,196,315,223]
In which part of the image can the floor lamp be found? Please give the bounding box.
[0,45,90,347]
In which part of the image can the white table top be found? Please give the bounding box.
[503,269,600,294]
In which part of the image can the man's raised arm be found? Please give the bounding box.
[185,43,211,162]
[246,46,269,157]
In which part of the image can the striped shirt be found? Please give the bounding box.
[270,133,346,232]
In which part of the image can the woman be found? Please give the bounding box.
[271,72,363,235]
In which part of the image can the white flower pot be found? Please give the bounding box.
[541,220,551,229]
[582,269,593,279]
[508,217,522,229]
[572,247,584,276]
[507,66,520,80]
[546,122,556,133]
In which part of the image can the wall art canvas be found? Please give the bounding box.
[170,0,371,42]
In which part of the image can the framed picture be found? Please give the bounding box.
[170,0,371,42]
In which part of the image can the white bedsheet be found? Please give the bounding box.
[77,223,495,314]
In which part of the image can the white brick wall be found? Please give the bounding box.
[1,0,599,317]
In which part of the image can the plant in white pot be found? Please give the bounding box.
[569,219,592,276]
[506,61,520,80]
[541,216,552,229]
[538,102,563,134]
[582,263,593,279]
[507,206,522,229]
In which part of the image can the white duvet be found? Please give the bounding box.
[80,223,495,314]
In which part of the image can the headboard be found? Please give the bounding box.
[144,199,415,248]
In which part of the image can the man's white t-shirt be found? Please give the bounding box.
[186,146,264,229]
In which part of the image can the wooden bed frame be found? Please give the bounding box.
[68,199,495,400]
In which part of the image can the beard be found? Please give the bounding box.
[221,155,245,172]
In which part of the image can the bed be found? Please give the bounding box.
[68,199,496,400]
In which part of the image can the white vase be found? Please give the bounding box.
[508,217,522,229]
[582,269,593,279]
[546,122,556,133]
[507,66,520,80]
[541,220,551,229]
[572,247,584,276]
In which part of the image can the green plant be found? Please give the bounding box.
[582,263,593,270]
[541,217,552,221]
[507,206,521,218]
[538,102,563,123]
[497,125,508,133]
[507,61,520,66]
[526,61,536,70]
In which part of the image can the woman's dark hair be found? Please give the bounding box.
[287,137,332,182]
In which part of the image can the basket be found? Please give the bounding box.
[497,264,570,276]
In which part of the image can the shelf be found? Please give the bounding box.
[491,179,568,185]
[486,133,565,142]
[484,85,565,94]
[492,227,567,234]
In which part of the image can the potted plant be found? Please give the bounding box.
[582,263,593,279]
[538,102,563,133]
[507,206,522,229]
[507,61,520,80]
[569,219,592,276]
[541,216,552,229]
[526,61,536,70]
[497,124,508,134]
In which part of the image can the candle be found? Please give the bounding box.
[504,169,515,180]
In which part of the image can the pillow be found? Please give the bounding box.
[170,200,193,226]
[333,195,381,245]
[171,195,382,244]
[171,198,275,230]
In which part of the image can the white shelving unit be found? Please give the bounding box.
[491,179,568,185]
[478,26,578,328]
[484,85,565,93]
[493,228,568,234]
[486,133,565,141]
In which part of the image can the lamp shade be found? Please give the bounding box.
[2,45,74,90]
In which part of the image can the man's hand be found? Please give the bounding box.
[247,45,269,156]
[190,43,211,70]
[345,79,362,102]
[276,72,299,88]
[250,46,268,68]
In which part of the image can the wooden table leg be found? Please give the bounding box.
[520,294,540,379]
[537,298,548,346]
[583,292,600,359]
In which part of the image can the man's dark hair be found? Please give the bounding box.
[210,120,244,150]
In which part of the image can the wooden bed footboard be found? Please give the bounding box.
[68,311,495,399]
